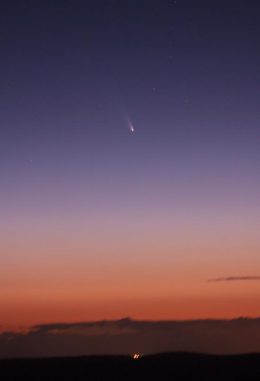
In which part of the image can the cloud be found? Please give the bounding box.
[1,318,260,358]
[32,318,137,336]
[208,276,260,282]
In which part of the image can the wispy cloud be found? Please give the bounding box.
[208,276,260,282]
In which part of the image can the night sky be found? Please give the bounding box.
[1,0,260,330]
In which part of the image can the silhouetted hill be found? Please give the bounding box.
[1,352,260,380]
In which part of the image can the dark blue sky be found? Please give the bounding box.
[1,0,259,209]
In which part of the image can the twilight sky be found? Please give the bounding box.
[0,0,260,330]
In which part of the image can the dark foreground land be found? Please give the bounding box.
[1,353,260,381]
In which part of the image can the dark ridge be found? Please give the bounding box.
[1,352,260,380]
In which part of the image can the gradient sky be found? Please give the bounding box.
[1,0,260,330]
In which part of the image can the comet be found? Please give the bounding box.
[127,117,135,133]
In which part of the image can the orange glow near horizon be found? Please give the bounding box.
[1,150,260,332]
[1,225,260,331]
[1,286,260,331]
